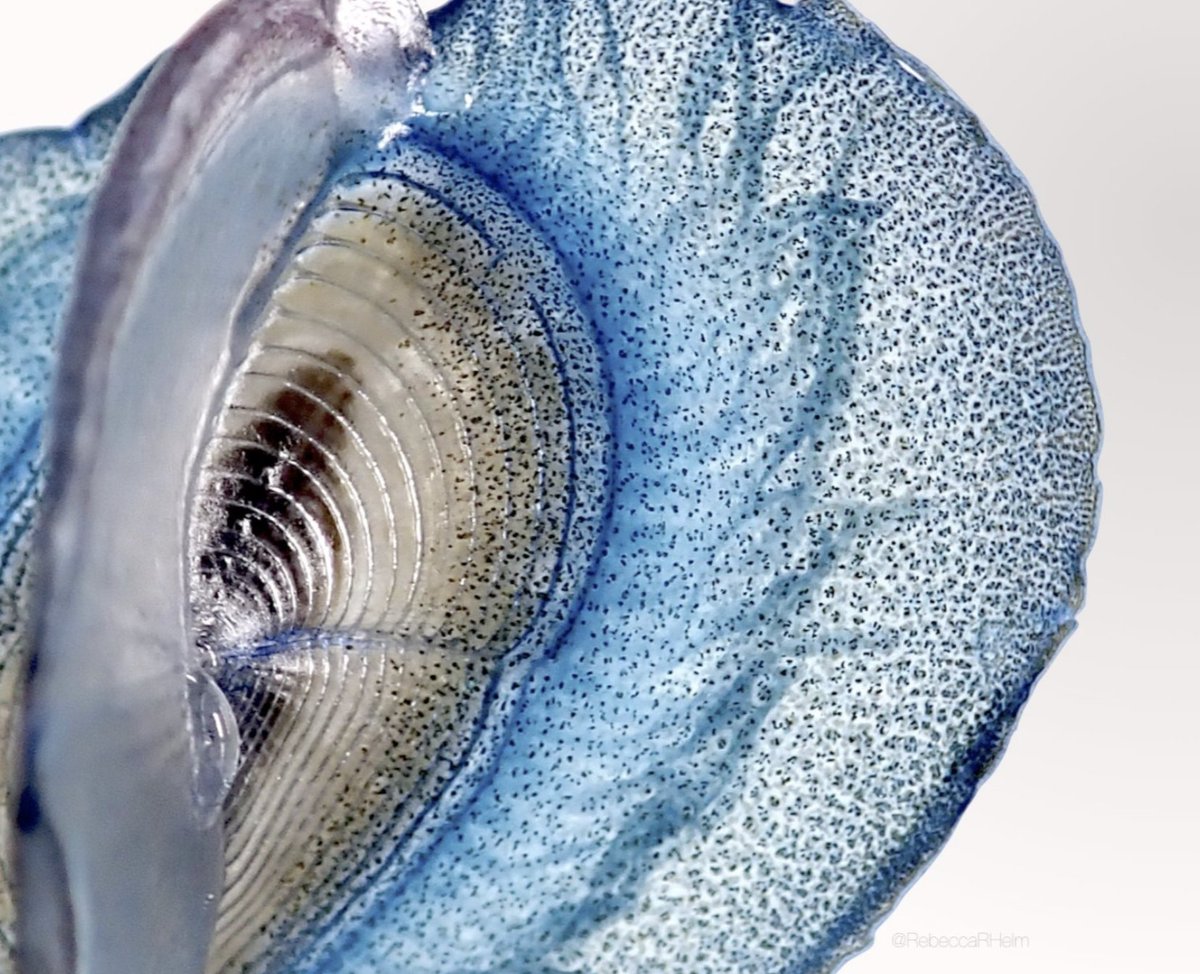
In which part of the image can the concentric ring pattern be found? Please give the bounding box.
[186,142,609,973]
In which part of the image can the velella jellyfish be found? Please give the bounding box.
[0,0,1099,972]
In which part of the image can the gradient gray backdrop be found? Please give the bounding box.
[0,1,1194,972]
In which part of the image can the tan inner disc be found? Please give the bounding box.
[189,170,581,973]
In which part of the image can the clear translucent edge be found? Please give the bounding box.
[0,0,1101,972]
[816,9,1103,974]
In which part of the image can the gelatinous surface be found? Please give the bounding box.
[0,79,146,971]
[11,3,438,972]
[0,0,1098,973]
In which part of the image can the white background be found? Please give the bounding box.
[0,1,1195,972]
